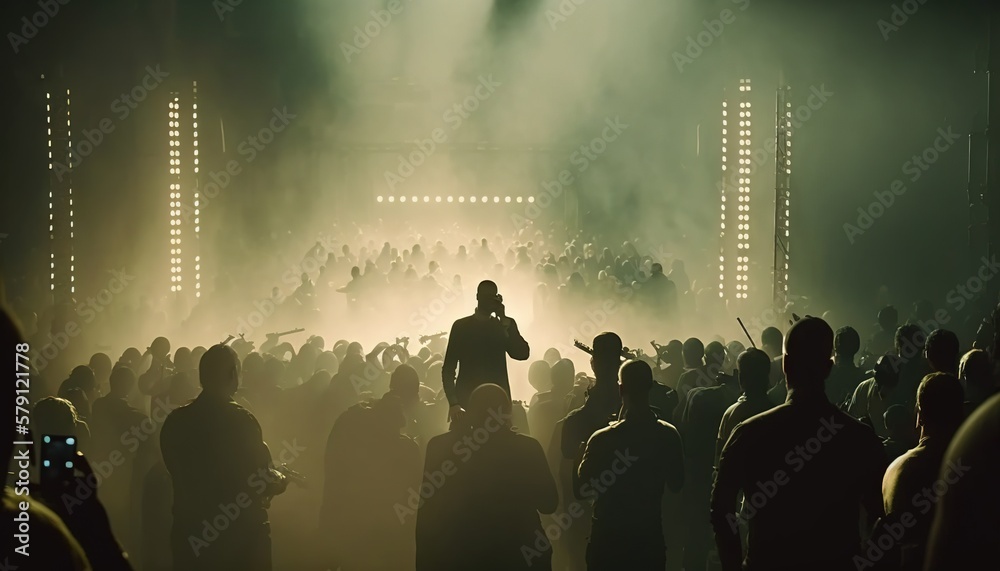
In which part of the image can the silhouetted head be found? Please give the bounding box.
[664,340,684,366]
[878,305,899,332]
[528,360,552,393]
[346,342,364,358]
[883,404,912,442]
[924,329,960,375]
[959,349,991,392]
[351,266,361,279]
[476,280,499,311]
[316,351,340,375]
[782,317,834,391]
[120,347,142,367]
[592,332,624,376]
[705,341,727,370]
[682,337,705,368]
[895,323,926,362]
[651,262,663,275]
[467,383,511,429]
[619,360,654,408]
[65,365,98,402]
[874,354,903,396]
[737,348,771,394]
[200,344,240,398]
[89,353,113,382]
[109,366,136,398]
[834,326,861,360]
[725,341,746,368]
[543,347,561,366]
[192,346,207,368]
[388,364,420,406]
[761,327,783,359]
[551,358,575,393]
[174,347,193,372]
[243,351,264,375]
[916,373,965,434]
[33,397,80,438]
[150,336,170,359]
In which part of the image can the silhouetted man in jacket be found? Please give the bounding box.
[711,317,887,571]
[442,280,529,422]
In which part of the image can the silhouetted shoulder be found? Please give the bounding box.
[3,489,91,570]
[510,431,544,446]
[655,418,680,433]
[219,399,261,424]
[731,401,877,440]
[425,431,462,456]
[452,315,478,329]
[925,393,1000,569]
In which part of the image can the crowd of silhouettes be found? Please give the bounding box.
[5,233,1000,570]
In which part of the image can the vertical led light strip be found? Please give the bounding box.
[46,88,74,296]
[67,89,74,295]
[783,96,792,290]
[736,79,752,300]
[46,91,54,293]
[773,86,792,305]
[192,82,201,298]
[169,94,183,293]
[719,96,729,298]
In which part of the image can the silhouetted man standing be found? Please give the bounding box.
[442,280,529,421]
[711,317,887,571]
[578,360,685,570]
[161,344,288,571]
[558,331,625,570]
[882,373,965,571]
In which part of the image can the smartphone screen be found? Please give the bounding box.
[40,434,77,491]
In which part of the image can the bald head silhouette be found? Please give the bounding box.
[467,383,511,429]
[200,344,241,397]
[476,280,500,313]
[782,317,834,391]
